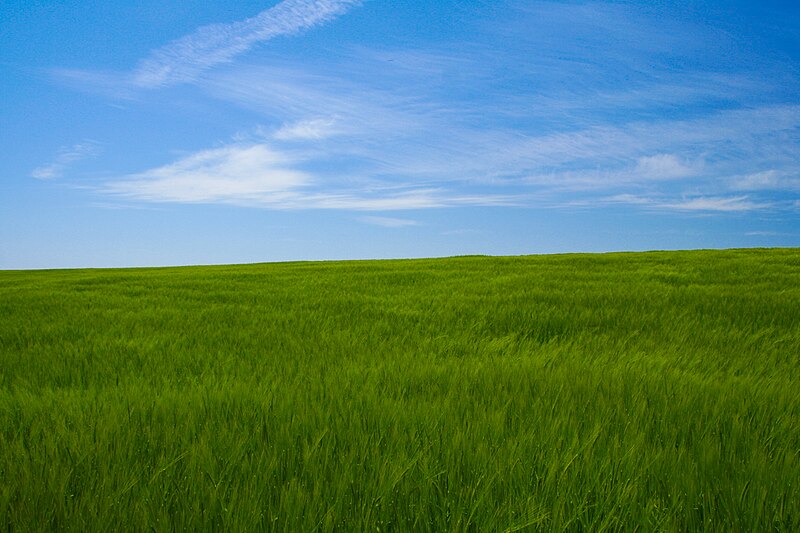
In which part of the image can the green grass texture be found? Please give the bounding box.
[1,248,798,531]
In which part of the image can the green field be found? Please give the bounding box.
[1,248,798,531]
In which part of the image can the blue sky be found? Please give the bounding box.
[1,0,799,269]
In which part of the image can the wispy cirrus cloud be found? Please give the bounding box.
[72,0,798,218]
[603,194,769,213]
[52,0,362,94]
[273,118,340,141]
[104,144,309,204]
[634,154,699,181]
[359,215,419,227]
[102,142,513,210]
[745,231,782,237]
[201,47,799,189]
[133,0,362,88]
[660,196,769,212]
[100,91,799,214]
[31,141,101,180]
[730,170,800,192]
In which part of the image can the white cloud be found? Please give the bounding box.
[359,215,419,227]
[287,189,451,210]
[605,193,656,205]
[106,144,309,203]
[273,118,339,141]
[745,231,780,236]
[49,68,135,100]
[730,170,800,191]
[132,0,362,88]
[31,141,101,179]
[660,196,766,212]
[598,193,773,213]
[730,170,780,190]
[634,154,698,180]
[203,60,800,198]
[103,142,514,210]
[89,0,796,209]
[203,65,421,137]
[31,165,61,181]
[54,0,798,217]
[507,106,800,173]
